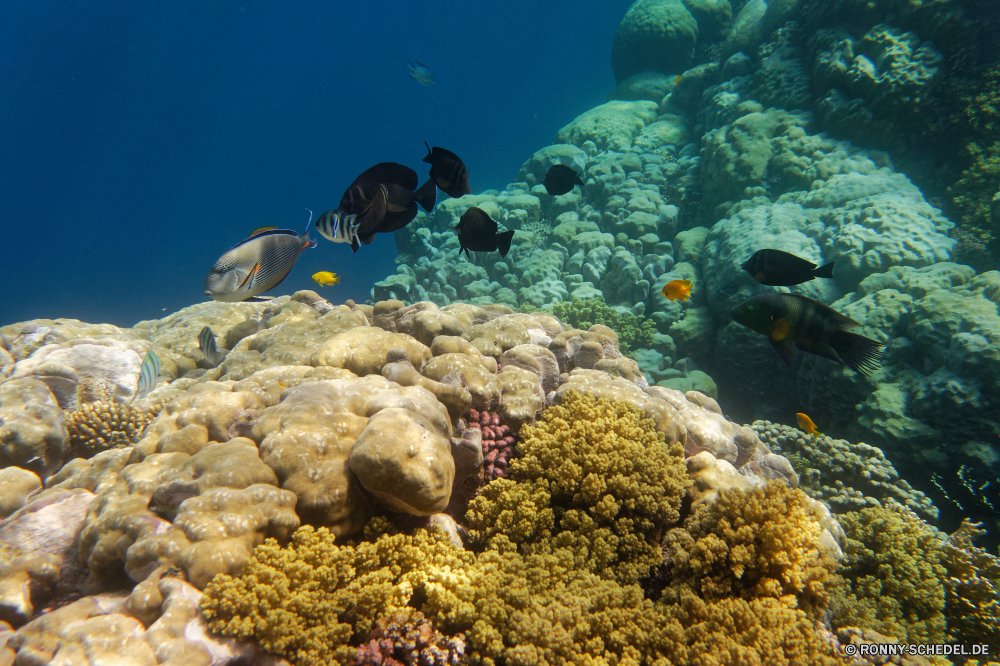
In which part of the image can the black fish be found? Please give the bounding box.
[423,142,472,198]
[542,164,585,196]
[455,207,514,258]
[741,249,835,286]
[315,162,436,252]
[731,293,884,376]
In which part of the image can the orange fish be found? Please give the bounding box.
[796,413,821,436]
[674,74,683,85]
[662,279,692,301]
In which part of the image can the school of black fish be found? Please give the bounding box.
[200,141,883,381]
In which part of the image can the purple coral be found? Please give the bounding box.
[353,608,465,666]
[465,407,516,481]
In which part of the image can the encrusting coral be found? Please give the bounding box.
[465,389,690,585]
[65,400,152,458]
[830,501,948,644]
[548,297,656,354]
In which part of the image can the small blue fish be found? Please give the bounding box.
[407,59,434,85]
[198,326,223,366]
[132,350,161,404]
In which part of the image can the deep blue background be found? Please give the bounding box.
[0,0,631,327]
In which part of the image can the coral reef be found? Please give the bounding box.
[460,408,514,482]
[466,390,690,585]
[831,502,948,644]
[940,519,1000,649]
[65,400,152,458]
[751,420,938,521]
[549,297,656,354]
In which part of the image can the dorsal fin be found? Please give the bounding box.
[248,226,277,238]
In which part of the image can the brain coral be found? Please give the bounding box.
[465,389,689,585]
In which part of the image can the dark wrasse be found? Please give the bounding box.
[731,293,884,376]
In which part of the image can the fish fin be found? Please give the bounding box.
[769,338,795,366]
[351,236,360,253]
[248,226,277,238]
[815,262,835,279]
[830,330,885,377]
[356,185,388,231]
[793,339,843,365]
[245,296,273,302]
[238,261,261,290]
[414,178,437,212]
[497,230,515,257]
[423,140,433,163]
[770,317,790,341]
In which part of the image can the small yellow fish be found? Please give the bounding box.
[662,279,692,301]
[674,74,683,85]
[312,271,340,286]
[796,413,821,436]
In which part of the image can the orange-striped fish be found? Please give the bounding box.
[662,279,692,301]
[796,413,821,436]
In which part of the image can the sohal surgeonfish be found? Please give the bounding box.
[542,164,585,196]
[731,293,884,376]
[315,162,436,252]
[407,60,434,85]
[741,249,835,286]
[205,213,316,302]
[455,207,514,258]
[423,142,472,198]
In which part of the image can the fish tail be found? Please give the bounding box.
[303,208,313,235]
[831,330,884,377]
[415,178,437,212]
[815,262,835,279]
[497,230,515,258]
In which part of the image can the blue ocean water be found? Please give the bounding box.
[0,0,631,327]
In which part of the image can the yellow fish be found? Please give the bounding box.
[661,279,692,301]
[312,271,340,286]
[796,412,821,436]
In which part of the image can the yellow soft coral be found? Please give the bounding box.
[663,482,837,618]
[466,390,689,585]
[831,501,947,644]
[200,523,476,665]
[941,519,1000,649]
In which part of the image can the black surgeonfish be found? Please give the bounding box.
[731,293,884,377]
[205,214,315,302]
[741,249,835,286]
[315,162,436,252]
[542,164,585,196]
[423,142,472,198]
[455,207,514,258]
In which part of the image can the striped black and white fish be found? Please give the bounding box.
[198,326,224,366]
[131,350,161,404]
[315,163,435,253]
[204,212,316,302]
